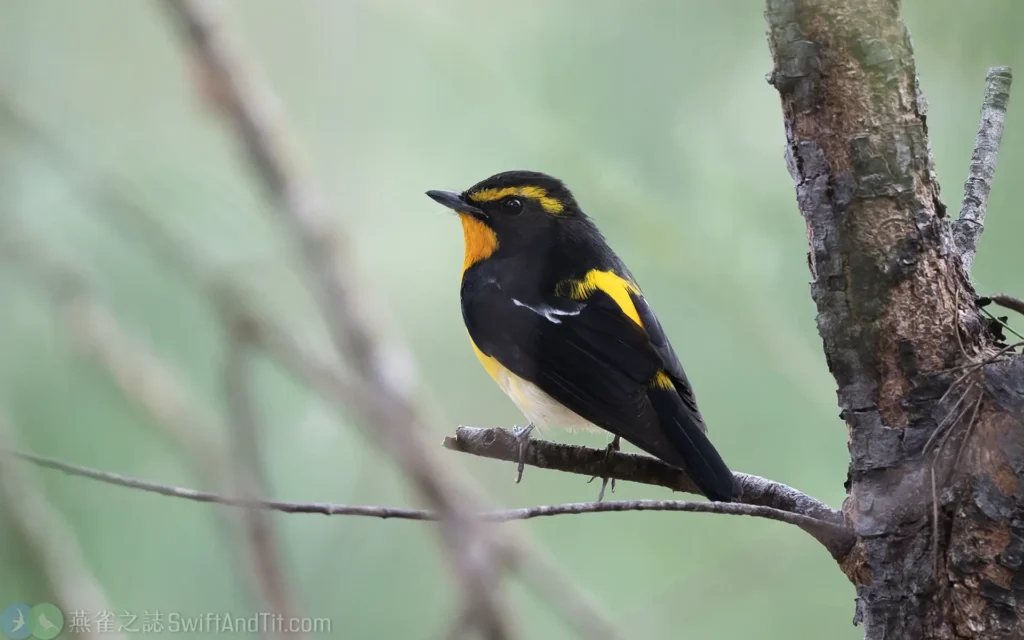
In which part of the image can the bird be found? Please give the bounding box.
[11,609,25,634]
[426,170,738,502]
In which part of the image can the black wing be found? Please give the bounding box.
[629,290,707,432]
[465,280,673,455]
[464,279,736,500]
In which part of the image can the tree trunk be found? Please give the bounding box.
[765,0,1023,638]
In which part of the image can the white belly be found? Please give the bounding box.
[494,368,599,433]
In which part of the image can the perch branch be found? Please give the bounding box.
[955,66,1013,272]
[443,426,852,556]
[0,446,849,535]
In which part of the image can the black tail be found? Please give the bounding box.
[646,389,738,502]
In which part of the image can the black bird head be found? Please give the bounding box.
[426,171,584,252]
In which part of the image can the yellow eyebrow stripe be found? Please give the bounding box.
[467,186,565,214]
[558,269,642,327]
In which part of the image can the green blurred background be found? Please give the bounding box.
[1,1,1021,638]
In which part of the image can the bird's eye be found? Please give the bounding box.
[503,197,524,215]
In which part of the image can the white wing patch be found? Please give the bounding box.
[512,298,583,324]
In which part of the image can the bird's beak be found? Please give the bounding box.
[426,190,486,219]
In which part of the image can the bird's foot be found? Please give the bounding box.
[511,424,534,484]
[587,435,620,502]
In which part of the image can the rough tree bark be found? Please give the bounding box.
[766,0,1022,638]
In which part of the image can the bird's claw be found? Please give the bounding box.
[587,436,620,501]
[511,424,534,484]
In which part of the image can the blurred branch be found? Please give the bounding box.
[0,445,851,536]
[0,101,624,640]
[0,97,366,417]
[444,426,852,556]
[0,415,125,640]
[954,66,1013,272]
[222,324,302,639]
[159,1,515,637]
[2,235,288,634]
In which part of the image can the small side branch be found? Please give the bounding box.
[990,293,1024,317]
[443,426,853,556]
[955,66,1013,272]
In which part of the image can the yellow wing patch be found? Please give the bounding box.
[558,270,675,393]
[558,269,642,327]
[467,185,565,214]
[651,371,675,390]
[460,213,498,274]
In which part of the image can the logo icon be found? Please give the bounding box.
[0,604,31,640]
[28,605,62,640]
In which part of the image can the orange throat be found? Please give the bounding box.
[460,213,498,274]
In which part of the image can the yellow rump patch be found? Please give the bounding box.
[467,185,565,214]
[558,269,642,327]
[460,213,498,274]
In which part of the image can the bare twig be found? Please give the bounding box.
[223,326,302,638]
[2,235,226,476]
[3,235,284,635]
[954,392,985,468]
[158,2,516,636]
[934,386,979,459]
[0,416,124,640]
[443,426,853,556]
[924,383,974,455]
[0,446,850,536]
[0,98,368,423]
[0,98,289,339]
[990,294,1024,317]
[981,306,1024,342]
[955,66,1013,272]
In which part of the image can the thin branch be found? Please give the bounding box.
[925,382,974,455]
[955,392,985,468]
[982,307,1024,342]
[158,0,392,390]
[0,416,125,640]
[2,233,285,635]
[955,66,1013,272]
[0,97,369,428]
[444,426,853,556]
[1,446,428,518]
[0,97,304,359]
[0,446,849,535]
